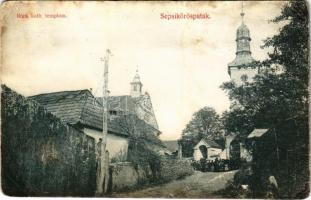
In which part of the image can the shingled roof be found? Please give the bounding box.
[194,138,223,149]
[28,90,127,136]
[28,89,161,137]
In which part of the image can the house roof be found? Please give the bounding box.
[29,89,97,125]
[28,90,124,136]
[29,89,161,137]
[194,138,222,149]
[247,129,269,138]
[203,138,222,149]
[163,140,179,152]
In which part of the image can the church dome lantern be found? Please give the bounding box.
[130,68,143,98]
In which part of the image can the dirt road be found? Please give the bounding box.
[112,170,237,198]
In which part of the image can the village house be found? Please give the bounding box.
[193,138,223,161]
[29,71,169,162]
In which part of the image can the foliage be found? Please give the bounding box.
[127,137,162,182]
[221,1,308,136]
[220,1,309,197]
[179,107,223,157]
[1,85,97,196]
[158,158,194,183]
[112,113,163,181]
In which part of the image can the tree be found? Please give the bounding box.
[180,107,223,157]
[221,1,308,135]
[221,1,309,197]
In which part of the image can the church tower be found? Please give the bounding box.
[130,69,143,97]
[228,3,258,86]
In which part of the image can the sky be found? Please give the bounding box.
[1,1,285,140]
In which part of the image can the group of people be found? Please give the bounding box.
[191,157,240,172]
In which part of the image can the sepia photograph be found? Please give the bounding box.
[0,0,309,198]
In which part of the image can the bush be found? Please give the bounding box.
[159,157,194,183]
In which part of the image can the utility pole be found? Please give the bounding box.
[97,49,112,195]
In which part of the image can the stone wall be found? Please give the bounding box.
[1,85,97,196]
[109,158,194,192]
[109,162,150,192]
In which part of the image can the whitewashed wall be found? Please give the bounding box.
[207,147,222,160]
[193,148,202,161]
[83,127,129,162]
[193,140,223,161]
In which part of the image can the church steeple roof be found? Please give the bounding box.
[132,69,142,84]
[228,2,255,74]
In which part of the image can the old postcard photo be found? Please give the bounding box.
[0,0,309,198]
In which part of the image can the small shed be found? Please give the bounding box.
[193,138,223,161]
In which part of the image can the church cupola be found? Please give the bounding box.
[130,69,143,97]
[228,4,255,75]
[227,2,258,86]
[236,22,251,55]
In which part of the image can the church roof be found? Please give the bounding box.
[237,23,250,39]
[228,10,256,72]
[131,71,142,84]
[228,53,255,68]
[97,93,159,130]
[96,95,137,113]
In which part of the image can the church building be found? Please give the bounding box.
[106,70,159,131]
[228,6,259,86]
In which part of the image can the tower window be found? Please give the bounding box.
[109,110,117,115]
[134,85,137,91]
[241,74,248,82]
